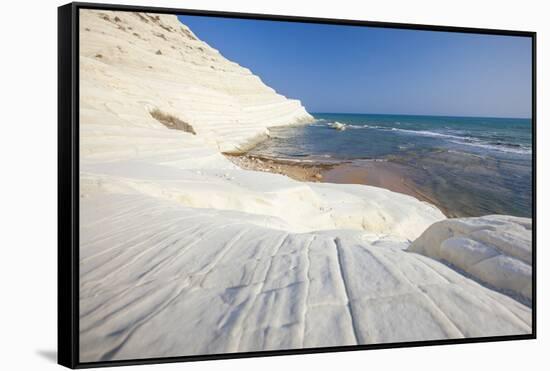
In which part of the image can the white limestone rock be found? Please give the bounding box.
[80,9,313,158]
[79,193,531,362]
[408,215,532,302]
[329,121,347,131]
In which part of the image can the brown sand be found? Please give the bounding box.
[322,161,449,216]
[225,154,449,216]
[224,154,337,182]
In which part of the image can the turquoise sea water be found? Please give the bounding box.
[249,113,533,217]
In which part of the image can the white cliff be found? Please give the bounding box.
[80,10,313,156]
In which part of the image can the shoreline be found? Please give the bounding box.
[225,153,450,217]
[322,160,452,217]
[224,153,339,183]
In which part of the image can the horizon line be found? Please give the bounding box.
[310,111,532,120]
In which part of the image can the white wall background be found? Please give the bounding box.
[0,0,546,369]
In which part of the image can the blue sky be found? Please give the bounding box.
[177,15,532,118]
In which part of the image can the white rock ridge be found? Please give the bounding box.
[78,9,532,362]
[80,10,313,157]
[408,215,532,303]
[80,193,531,362]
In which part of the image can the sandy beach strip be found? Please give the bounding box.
[226,153,450,216]
[322,161,451,216]
[225,153,337,182]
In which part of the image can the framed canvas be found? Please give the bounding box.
[58,2,536,368]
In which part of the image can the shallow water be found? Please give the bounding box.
[249,113,533,218]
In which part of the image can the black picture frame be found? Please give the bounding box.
[58,2,537,368]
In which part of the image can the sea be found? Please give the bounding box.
[248,113,533,218]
